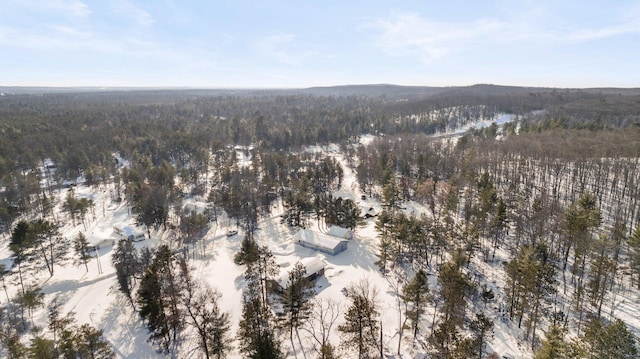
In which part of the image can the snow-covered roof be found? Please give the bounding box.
[360,205,378,217]
[86,233,113,246]
[327,226,352,238]
[277,257,326,288]
[294,229,346,251]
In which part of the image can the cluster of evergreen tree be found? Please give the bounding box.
[112,241,232,357]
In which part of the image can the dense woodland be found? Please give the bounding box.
[0,84,639,358]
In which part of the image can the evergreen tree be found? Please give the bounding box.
[579,318,639,359]
[74,323,116,359]
[237,243,281,359]
[438,252,470,328]
[382,175,402,213]
[10,219,68,278]
[560,193,601,277]
[73,231,93,272]
[587,235,616,316]
[468,313,494,359]
[338,279,380,359]
[429,251,471,358]
[629,225,640,289]
[48,302,75,358]
[179,259,232,359]
[137,245,183,353]
[278,261,314,342]
[534,323,568,359]
[112,239,139,308]
[237,296,282,359]
[401,269,430,340]
[19,286,44,322]
[132,184,170,233]
[234,235,259,265]
[29,327,56,359]
[375,209,393,273]
[243,245,279,313]
[6,334,28,359]
[505,243,556,346]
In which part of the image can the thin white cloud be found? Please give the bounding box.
[7,0,90,17]
[256,33,305,66]
[369,10,640,62]
[370,13,512,61]
[111,0,154,27]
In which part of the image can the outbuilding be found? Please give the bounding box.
[327,225,354,240]
[294,229,348,255]
[113,225,146,242]
[361,206,378,218]
[276,257,326,291]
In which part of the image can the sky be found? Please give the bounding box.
[1,0,639,88]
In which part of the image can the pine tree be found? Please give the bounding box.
[430,252,472,358]
[468,313,494,359]
[237,296,282,359]
[10,219,68,278]
[180,259,232,359]
[505,243,556,346]
[375,209,393,273]
[75,323,116,359]
[629,225,640,289]
[278,261,314,342]
[137,245,183,353]
[73,231,93,272]
[338,279,380,359]
[438,252,470,328]
[112,239,139,308]
[234,235,259,265]
[46,304,115,358]
[29,327,56,359]
[587,235,616,316]
[534,323,567,359]
[580,318,639,359]
[402,269,430,340]
[237,244,282,359]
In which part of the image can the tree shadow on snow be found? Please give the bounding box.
[100,294,164,358]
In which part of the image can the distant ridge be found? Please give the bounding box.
[300,84,452,99]
[2,84,639,98]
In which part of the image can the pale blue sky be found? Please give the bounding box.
[1,0,639,88]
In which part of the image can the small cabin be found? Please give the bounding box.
[361,206,378,218]
[275,257,326,292]
[294,229,348,255]
[113,225,146,242]
[327,226,354,240]
[86,233,116,251]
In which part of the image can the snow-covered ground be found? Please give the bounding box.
[2,131,638,358]
[0,156,421,358]
[0,147,442,357]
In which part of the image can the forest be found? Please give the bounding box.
[0,84,639,358]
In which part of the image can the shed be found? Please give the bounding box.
[276,257,326,290]
[327,226,354,240]
[87,234,116,250]
[361,206,378,218]
[113,225,146,242]
[294,229,348,255]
